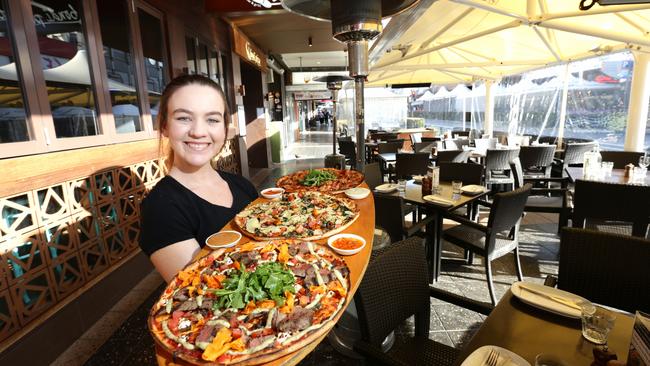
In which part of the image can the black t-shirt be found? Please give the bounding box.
[139,171,258,256]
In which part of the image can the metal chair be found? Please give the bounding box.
[484,148,519,191]
[518,145,556,178]
[557,228,650,313]
[437,150,470,163]
[338,140,356,167]
[600,150,645,169]
[354,237,460,366]
[572,179,650,237]
[443,184,532,305]
[395,153,430,180]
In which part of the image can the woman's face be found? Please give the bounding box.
[162,84,226,171]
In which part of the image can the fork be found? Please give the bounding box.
[485,349,499,366]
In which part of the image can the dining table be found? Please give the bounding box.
[455,290,634,365]
[376,180,489,283]
[566,166,650,186]
[154,184,376,366]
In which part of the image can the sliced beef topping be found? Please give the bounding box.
[177,299,198,312]
[173,288,189,301]
[200,299,214,310]
[272,311,287,329]
[319,268,332,283]
[290,263,310,277]
[196,324,216,344]
[334,265,349,279]
[229,252,242,262]
[288,245,299,256]
[248,334,275,350]
[303,266,318,287]
[298,242,311,255]
[275,306,314,333]
[240,251,261,266]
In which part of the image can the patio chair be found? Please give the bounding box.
[452,130,470,138]
[484,148,519,191]
[556,228,650,313]
[413,141,435,153]
[518,145,556,178]
[421,136,442,143]
[511,157,570,233]
[473,138,497,156]
[444,138,470,150]
[410,132,422,146]
[600,150,645,169]
[395,153,430,180]
[436,150,470,163]
[354,237,460,366]
[338,140,356,167]
[387,139,406,150]
[572,179,650,237]
[364,162,383,190]
[440,161,484,222]
[553,141,597,177]
[377,141,401,154]
[443,183,532,305]
[381,133,399,141]
[373,194,432,243]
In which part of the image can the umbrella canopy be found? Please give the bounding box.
[368,1,650,86]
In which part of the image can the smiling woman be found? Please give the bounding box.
[139,75,258,282]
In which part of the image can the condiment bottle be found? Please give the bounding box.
[422,175,432,195]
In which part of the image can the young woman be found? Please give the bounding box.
[139,75,257,282]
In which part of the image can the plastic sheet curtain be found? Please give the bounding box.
[337,85,409,135]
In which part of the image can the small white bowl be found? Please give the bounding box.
[344,187,370,200]
[327,233,366,256]
[261,187,285,200]
[205,230,242,249]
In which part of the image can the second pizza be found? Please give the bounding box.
[234,191,359,241]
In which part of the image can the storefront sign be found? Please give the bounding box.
[294,91,332,101]
[231,25,267,71]
[0,3,81,28]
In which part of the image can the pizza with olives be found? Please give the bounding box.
[148,240,351,365]
[233,191,359,241]
[276,168,364,193]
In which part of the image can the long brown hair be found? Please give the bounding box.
[157,74,231,169]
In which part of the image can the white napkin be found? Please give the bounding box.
[422,195,454,206]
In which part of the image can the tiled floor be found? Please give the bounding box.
[54,135,562,366]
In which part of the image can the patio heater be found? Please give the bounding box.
[282,0,420,171]
[314,74,352,169]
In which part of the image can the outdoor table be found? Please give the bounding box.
[377,152,435,164]
[154,185,375,366]
[376,181,488,282]
[566,167,650,186]
[455,290,634,365]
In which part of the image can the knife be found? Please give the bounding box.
[519,284,584,311]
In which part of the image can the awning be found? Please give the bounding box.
[368,1,650,86]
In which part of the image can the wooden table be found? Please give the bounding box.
[455,290,634,365]
[377,181,488,282]
[566,167,650,186]
[155,187,376,366]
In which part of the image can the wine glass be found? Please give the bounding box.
[639,154,650,169]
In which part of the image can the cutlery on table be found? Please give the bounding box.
[519,284,583,311]
[485,349,499,366]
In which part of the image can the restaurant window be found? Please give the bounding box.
[209,49,219,83]
[198,42,209,76]
[137,7,167,128]
[32,0,100,139]
[97,0,143,134]
[0,0,30,143]
[185,36,196,74]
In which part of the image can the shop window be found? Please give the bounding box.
[198,42,208,76]
[185,36,196,74]
[137,8,167,127]
[32,0,99,139]
[209,49,219,82]
[0,1,29,144]
[97,0,143,134]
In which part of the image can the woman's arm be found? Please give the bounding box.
[150,238,202,282]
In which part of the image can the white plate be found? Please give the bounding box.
[461,184,485,195]
[375,183,398,193]
[327,233,366,255]
[461,345,530,366]
[345,187,370,200]
[422,195,454,207]
[511,281,587,319]
[260,187,285,200]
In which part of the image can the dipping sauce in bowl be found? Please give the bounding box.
[327,233,366,255]
[205,230,242,249]
[261,187,285,200]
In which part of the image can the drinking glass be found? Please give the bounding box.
[580,302,616,345]
[639,154,650,169]
[452,180,463,194]
[601,161,614,176]
[397,179,407,193]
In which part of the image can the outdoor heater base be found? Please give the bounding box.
[325,153,347,169]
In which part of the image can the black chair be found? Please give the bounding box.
[413,142,435,153]
[373,195,432,243]
[381,133,399,141]
[364,162,383,190]
[452,130,470,138]
[421,136,442,143]
[444,139,470,150]
[354,237,460,366]
[553,141,597,177]
[338,140,357,167]
[600,150,645,169]
[443,184,532,305]
[338,136,352,142]
[518,145,556,178]
[439,162,483,185]
[387,139,406,150]
[484,148,519,191]
[436,150,470,163]
[395,153,430,180]
[377,141,401,154]
[511,157,570,233]
[572,179,650,237]
[557,228,650,313]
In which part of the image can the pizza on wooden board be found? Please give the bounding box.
[276,168,364,193]
[148,240,351,365]
[234,191,359,241]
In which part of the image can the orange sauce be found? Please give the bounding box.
[332,237,363,250]
[265,189,283,195]
[207,232,240,246]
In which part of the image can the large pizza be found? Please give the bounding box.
[234,191,359,241]
[276,168,364,193]
[148,240,351,365]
